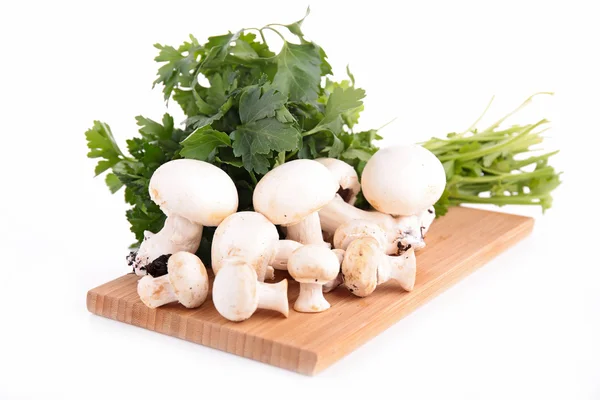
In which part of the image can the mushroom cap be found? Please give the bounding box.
[287,244,340,284]
[253,159,339,226]
[211,211,280,279]
[333,219,387,250]
[315,158,360,205]
[361,144,446,216]
[149,159,238,227]
[342,237,381,297]
[167,251,209,308]
[212,261,259,322]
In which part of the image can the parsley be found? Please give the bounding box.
[422,93,561,216]
[85,10,560,263]
[85,8,381,259]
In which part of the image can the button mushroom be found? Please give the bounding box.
[315,158,361,206]
[287,244,340,312]
[323,248,345,293]
[318,145,444,252]
[361,144,446,216]
[343,236,417,297]
[212,259,289,322]
[137,251,209,309]
[253,159,338,246]
[130,159,238,276]
[211,211,302,281]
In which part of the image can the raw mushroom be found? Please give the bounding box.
[333,219,393,253]
[212,260,289,322]
[287,244,340,312]
[323,249,345,293]
[137,251,209,309]
[361,144,446,216]
[324,219,390,293]
[211,211,302,281]
[318,145,444,252]
[342,237,417,297]
[270,240,303,271]
[315,158,361,206]
[253,159,338,246]
[130,159,238,276]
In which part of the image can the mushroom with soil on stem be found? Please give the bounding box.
[137,251,209,309]
[318,144,445,253]
[287,244,341,312]
[212,259,289,322]
[128,159,238,276]
[253,159,339,246]
[211,211,302,281]
[342,231,417,297]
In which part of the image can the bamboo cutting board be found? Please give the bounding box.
[87,207,534,375]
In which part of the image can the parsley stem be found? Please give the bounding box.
[261,26,286,42]
[448,194,548,205]
[460,95,495,136]
[452,167,555,184]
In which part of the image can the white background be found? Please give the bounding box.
[1,1,599,399]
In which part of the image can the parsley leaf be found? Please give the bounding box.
[180,126,231,161]
[272,42,322,103]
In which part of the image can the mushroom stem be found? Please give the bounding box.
[295,282,330,312]
[320,195,435,253]
[270,240,303,270]
[257,279,289,317]
[377,248,417,291]
[137,275,177,308]
[133,215,203,276]
[285,212,327,246]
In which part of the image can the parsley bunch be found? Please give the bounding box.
[85,9,380,257]
[423,93,561,216]
[85,11,561,263]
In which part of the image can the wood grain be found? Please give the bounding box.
[87,207,534,375]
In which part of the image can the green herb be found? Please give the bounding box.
[84,10,561,264]
[85,8,379,259]
[422,93,561,216]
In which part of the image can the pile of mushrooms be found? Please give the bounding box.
[132,144,446,321]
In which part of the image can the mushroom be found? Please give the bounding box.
[315,158,361,205]
[130,159,238,276]
[361,144,446,216]
[342,236,417,297]
[324,219,390,293]
[323,248,345,293]
[211,211,302,281]
[318,145,445,252]
[137,251,209,309]
[253,159,338,246]
[287,244,340,312]
[212,259,289,321]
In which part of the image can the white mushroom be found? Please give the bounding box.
[315,158,361,206]
[270,240,303,271]
[318,145,445,252]
[211,211,302,281]
[342,237,417,297]
[361,144,446,216]
[130,159,238,276]
[137,251,209,309]
[253,159,338,246]
[323,249,345,293]
[287,244,340,312]
[212,260,289,322]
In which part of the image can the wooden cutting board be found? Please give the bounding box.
[86,206,533,375]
